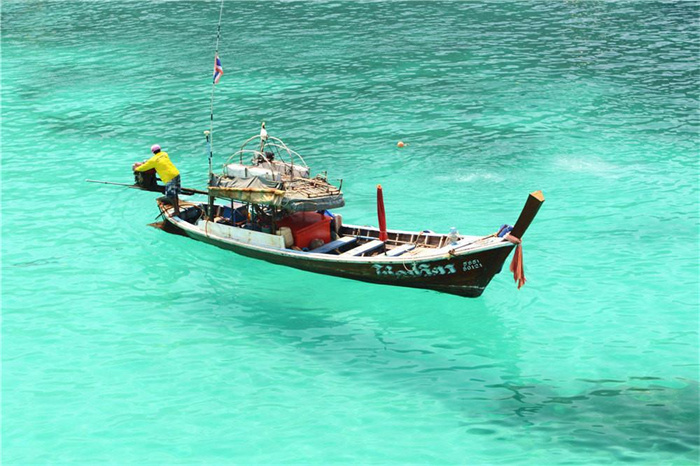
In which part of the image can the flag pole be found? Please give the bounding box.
[208,0,225,180]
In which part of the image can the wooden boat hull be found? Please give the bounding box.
[203,234,513,297]
[154,189,544,297]
[160,206,515,297]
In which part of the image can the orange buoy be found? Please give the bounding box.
[397,141,405,148]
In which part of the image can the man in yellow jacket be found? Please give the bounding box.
[134,144,181,215]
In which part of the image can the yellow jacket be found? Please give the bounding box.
[135,151,179,183]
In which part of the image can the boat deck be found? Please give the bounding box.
[168,200,501,261]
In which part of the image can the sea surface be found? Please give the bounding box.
[2,1,699,465]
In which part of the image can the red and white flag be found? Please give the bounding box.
[213,55,224,84]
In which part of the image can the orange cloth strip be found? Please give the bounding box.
[505,234,526,289]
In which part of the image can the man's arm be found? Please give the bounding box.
[134,154,158,172]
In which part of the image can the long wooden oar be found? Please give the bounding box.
[85,179,207,196]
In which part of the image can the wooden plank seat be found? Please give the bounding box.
[310,236,358,254]
[341,239,385,257]
[385,243,416,257]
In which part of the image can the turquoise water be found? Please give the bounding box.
[2,1,699,464]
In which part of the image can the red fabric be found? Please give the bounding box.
[510,244,526,289]
[377,185,388,241]
[505,234,526,289]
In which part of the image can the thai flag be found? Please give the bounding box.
[213,55,224,84]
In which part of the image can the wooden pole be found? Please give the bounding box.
[377,184,388,242]
[86,179,207,196]
[509,190,545,239]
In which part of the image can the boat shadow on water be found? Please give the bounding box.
[194,284,699,462]
[137,142,694,461]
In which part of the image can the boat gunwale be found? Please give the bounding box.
[161,204,513,265]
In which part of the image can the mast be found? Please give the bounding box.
[208,0,226,179]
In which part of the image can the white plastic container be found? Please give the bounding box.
[276,226,294,248]
[224,163,281,181]
[448,227,459,245]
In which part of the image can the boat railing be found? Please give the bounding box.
[225,135,309,171]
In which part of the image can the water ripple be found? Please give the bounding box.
[3,1,698,465]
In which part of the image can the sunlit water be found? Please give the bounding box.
[2,2,698,465]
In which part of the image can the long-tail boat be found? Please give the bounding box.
[141,127,544,298]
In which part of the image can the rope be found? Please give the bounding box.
[208,0,226,177]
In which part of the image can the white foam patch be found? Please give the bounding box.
[434,171,506,183]
[555,156,626,179]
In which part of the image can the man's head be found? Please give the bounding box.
[151,144,161,154]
